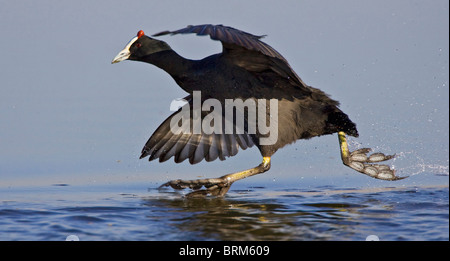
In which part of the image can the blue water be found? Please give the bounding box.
[0,174,448,241]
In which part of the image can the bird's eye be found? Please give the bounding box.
[136,43,142,48]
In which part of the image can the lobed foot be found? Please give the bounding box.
[159,157,271,198]
[344,148,406,180]
[338,131,406,181]
[159,177,232,198]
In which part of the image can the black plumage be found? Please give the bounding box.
[112,24,402,197]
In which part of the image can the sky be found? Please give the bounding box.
[0,0,448,187]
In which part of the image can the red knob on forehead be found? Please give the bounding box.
[137,30,145,38]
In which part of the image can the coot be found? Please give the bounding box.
[112,24,404,197]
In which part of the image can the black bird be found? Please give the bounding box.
[112,24,404,197]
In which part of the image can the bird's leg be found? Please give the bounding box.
[338,131,406,180]
[159,157,271,198]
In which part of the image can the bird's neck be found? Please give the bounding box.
[141,50,196,90]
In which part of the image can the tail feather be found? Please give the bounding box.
[326,108,359,137]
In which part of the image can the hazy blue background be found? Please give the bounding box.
[1,0,448,188]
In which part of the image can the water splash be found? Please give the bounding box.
[347,139,449,177]
[392,151,449,177]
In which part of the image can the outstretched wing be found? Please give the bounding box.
[153,24,312,94]
[153,24,282,60]
[140,96,254,164]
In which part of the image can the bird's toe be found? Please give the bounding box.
[345,148,406,181]
[159,177,231,198]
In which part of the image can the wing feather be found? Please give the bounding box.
[140,98,254,165]
[153,24,309,91]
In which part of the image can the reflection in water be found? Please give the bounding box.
[140,187,407,241]
[0,183,447,240]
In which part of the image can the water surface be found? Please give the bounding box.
[1,175,448,241]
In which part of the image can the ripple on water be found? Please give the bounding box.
[0,183,448,240]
